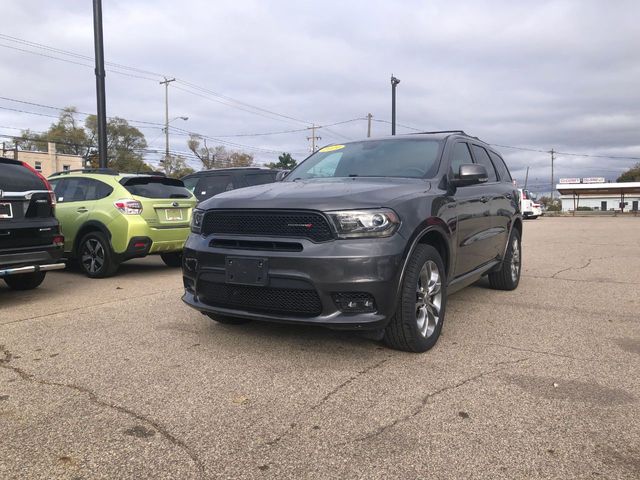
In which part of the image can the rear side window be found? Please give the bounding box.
[85,179,113,201]
[121,177,191,199]
[244,172,277,186]
[195,175,233,199]
[0,161,44,191]
[52,178,90,203]
[471,145,498,182]
[182,176,198,192]
[489,151,512,182]
[450,143,474,177]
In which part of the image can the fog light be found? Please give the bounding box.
[184,257,198,272]
[332,293,376,313]
[183,277,195,293]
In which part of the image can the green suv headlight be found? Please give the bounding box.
[327,209,400,238]
[191,209,204,234]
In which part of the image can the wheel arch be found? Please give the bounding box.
[73,221,112,258]
[395,219,454,301]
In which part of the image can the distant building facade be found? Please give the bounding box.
[2,142,84,177]
[557,182,640,212]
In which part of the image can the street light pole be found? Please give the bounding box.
[92,0,108,168]
[391,75,400,135]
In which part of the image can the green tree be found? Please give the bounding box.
[266,152,297,170]
[538,196,561,211]
[162,154,195,178]
[18,107,152,173]
[187,134,215,169]
[617,163,640,182]
[19,107,90,156]
[187,135,253,168]
[85,115,150,172]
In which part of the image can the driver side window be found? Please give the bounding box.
[450,142,473,177]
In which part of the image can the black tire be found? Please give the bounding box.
[384,244,447,353]
[4,271,46,290]
[488,228,521,291]
[161,252,182,267]
[77,232,119,278]
[206,313,251,325]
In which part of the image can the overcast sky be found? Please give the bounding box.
[1,0,639,192]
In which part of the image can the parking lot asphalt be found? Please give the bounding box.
[1,217,639,479]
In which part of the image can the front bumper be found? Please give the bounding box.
[181,233,407,330]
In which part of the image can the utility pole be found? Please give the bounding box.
[307,124,321,152]
[391,75,400,135]
[367,113,373,138]
[160,77,176,165]
[524,166,529,190]
[92,0,108,168]
[549,148,555,200]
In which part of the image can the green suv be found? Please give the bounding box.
[48,169,196,278]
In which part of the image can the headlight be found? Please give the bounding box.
[191,209,204,233]
[327,209,400,238]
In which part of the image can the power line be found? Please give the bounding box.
[0,34,313,126]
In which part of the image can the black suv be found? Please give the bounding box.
[182,167,282,202]
[0,157,65,290]
[182,132,522,352]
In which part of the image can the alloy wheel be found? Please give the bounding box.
[510,237,521,282]
[415,260,442,338]
[81,238,105,274]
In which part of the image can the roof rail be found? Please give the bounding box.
[49,168,119,177]
[410,130,467,135]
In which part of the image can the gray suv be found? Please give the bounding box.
[182,132,522,352]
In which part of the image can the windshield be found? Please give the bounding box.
[287,139,443,180]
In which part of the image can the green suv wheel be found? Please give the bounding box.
[78,232,119,278]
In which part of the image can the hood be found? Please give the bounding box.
[199,178,431,211]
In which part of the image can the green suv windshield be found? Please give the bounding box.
[288,139,443,180]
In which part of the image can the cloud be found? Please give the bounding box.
[1,0,638,189]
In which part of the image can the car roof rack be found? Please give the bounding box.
[50,168,119,177]
[411,130,467,135]
[409,130,482,141]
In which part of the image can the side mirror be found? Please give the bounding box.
[450,164,488,187]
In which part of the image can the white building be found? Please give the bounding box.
[557,182,640,212]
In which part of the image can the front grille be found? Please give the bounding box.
[201,210,333,242]
[210,239,303,252]
[198,280,322,317]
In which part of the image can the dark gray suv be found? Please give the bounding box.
[182,132,522,352]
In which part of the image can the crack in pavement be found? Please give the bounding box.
[481,342,581,361]
[0,345,205,478]
[451,297,638,323]
[348,357,529,445]
[522,274,640,286]
[264,356,390,447]
[0,288,182,327]
[550,256,614,279]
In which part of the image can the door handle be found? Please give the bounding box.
[77,207,88,213]
[480,196,490,203]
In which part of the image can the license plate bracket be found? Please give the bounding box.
[225,256,268,286]
[165,209,183,221]
[0,203,13,219]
